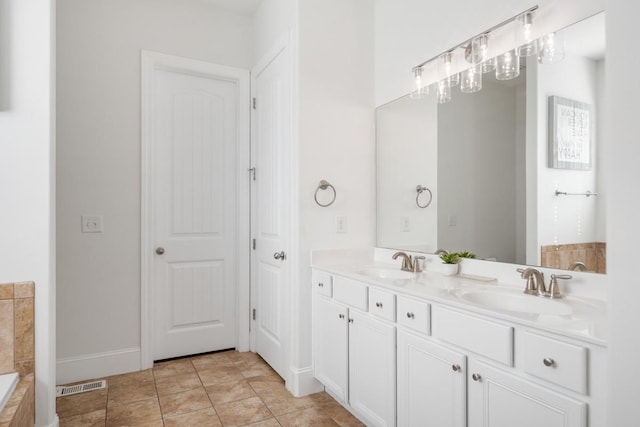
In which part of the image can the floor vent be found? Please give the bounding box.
[56,380,107,397]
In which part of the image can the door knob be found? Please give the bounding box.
[155,247,165,255]
[273,251,286,260]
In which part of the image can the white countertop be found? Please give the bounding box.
[311,249,608,346]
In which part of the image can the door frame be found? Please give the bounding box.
[140,50,251,369]
[249,34,295,384]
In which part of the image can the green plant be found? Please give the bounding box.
[439,252,460,264]
[457,250,476,259]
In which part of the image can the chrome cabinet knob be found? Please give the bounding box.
[155,247,165,255]
[348,318,354,323]
[452,364,461,372]
[318,282,324,287]
[472,373,482,382]
[339,314,345,319]
[375,302,383,308]
[406,312,415,319]
[543,358,555,367]
[273,251,286,260]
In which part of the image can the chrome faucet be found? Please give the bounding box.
[569,261,587,272]
[393,252,414,272]
[434,249,449,256]
[517,268,546,296]
[547,274,572,299]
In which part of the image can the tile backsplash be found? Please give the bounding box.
[0,282,35,377]
[540,242,606,274]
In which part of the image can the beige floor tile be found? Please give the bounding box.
[56,388,108,419]
[205,379,257,405]
[321,402,365,427]
[153,358,196,379]
[106,397,162,427]
[192,352,237,371]
[197,365,245,386]
[155,372,202,396]
[214,396,273,427]
[130,420,165,427]
[107,369,154,387]
[241,418,281,426]
[241,361,278,379]
[163,407,222,427]
[277,407,339,427]
[59,409,106,427]
[158,386,212,417]
[108,379,157,406]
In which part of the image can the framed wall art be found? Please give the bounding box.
[548,95,592,170]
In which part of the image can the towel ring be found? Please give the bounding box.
[315,180,336,207]
[416,185,433,209]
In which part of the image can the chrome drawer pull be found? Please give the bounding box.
[543,358,555,367]
[318,282,324,287]
[472,373,482,382]
[406,312,415,319]
[375,302,383,308]
[452,364,461,372]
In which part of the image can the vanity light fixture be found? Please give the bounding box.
[410,5,568,103]
[538,32,565,64]
[495,50,520,80]
[516,11,539,57]
[409,67,429,99]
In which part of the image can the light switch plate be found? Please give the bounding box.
[335,216,347,233]
[82,215,103,233]
[400,216,411,232]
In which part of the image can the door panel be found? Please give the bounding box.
[251,43,291,378]
[152,63,239,360]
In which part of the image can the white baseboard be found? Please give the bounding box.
[56,347,141,385]
[286,366,323,397]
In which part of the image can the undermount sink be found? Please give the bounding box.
[357,267,414,280]
[453,289,573,316]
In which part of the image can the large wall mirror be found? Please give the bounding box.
[376,11,606,274]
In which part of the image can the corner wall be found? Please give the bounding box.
[0,0,57,425]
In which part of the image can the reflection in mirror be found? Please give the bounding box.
[376,12,606,273]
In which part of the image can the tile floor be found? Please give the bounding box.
[57,350,364,427]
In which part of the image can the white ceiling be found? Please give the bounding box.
[198,0,262,16]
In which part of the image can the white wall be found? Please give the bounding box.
[0,0,57,425]
[295,0,375,373]
[607,1,640,424]
[532,54,602,257]
[438,78,524,262]
[376,95,438,252]
[375,0,605,106]
[253,0,295,62]
[56,0,254,380]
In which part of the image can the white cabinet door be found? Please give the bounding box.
[468,359,587,427]
[349,310,396,427]
[397,330,466,427]
[313,295,348,401]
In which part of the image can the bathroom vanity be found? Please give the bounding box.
[311,249,607,427]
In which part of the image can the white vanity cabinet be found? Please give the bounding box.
[311,268,604,427]
[397,329,466,427]
[467,359,587,427]
[312,271,396,427]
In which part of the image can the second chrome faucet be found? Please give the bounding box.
[517,267,572,299]
[392,252,425,273]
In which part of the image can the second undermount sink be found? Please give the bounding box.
[453,289,573,316]
[357,267,414,280]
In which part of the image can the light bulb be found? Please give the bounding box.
[472,34,496,73]
[496,50,520,80]
[438,52,460,87]
[460,66,482,93]
[538,32,565,64]
[437,80,452,104]
[516,12,538,57]
[410,67,428,99]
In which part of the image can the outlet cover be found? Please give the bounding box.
[335,216,347,233]
[82,215,103,233]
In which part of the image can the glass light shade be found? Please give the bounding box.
[438,52,460,87]
[516,12,539,57]
[471,34,496,73]
[495,50,520,80]
[437,80,452,104]
[460,66,482,93]
[538,32,565,64]
[409,67,429,100]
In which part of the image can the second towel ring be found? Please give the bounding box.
[416,185,433,209]
[315,180,337,207]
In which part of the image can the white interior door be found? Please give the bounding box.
[251,42,291,378]
[148,54,247,361]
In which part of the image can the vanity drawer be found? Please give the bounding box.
[313,270,333,297]
[333,276,368,311]
[397,296,430,335]
[368,288,396,322]
[432,306,513,366]
[521,332,588,394]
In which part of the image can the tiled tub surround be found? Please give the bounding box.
[0,282,35,427]
[56,350,362,426]
[541,242,606,274]
[311,248,608,426]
